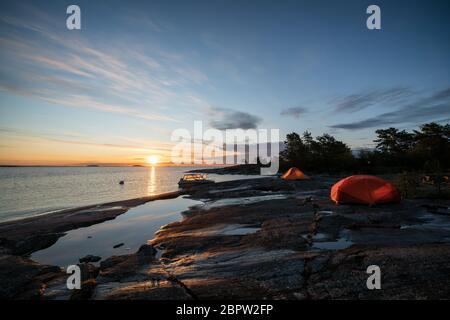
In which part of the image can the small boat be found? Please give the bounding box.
[178,173,214,188]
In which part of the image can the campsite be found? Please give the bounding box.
[1,162,449,299]
[1,122,449,299]
[1,0,449,304]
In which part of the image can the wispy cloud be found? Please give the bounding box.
[121,8,174,33]
[330,87,450,130]
[201,32,264,84]
[30,55,93,78]
[0,6,211,123]
[280,106,308,119]
[0,126,174,152]
[41,95,176,122]
[330,87,414,113]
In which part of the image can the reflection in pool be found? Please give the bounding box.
[312,237,353,251]
[31,196,201,267]
[311,230,353,251]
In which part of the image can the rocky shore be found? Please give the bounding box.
[1,176,450,300]
[0,191,181,256]
[188,164,262,175]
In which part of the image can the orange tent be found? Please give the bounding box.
[331,175,401,205]
[281,167,310,180]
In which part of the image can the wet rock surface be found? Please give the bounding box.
[94,244,191,299]
[148,177,450,299]
[305,245,450,299]
[188,164,262,175]
[79,255,102,263]
[0,254,63,299]
[1,176,450,299]
[0,191,181,255]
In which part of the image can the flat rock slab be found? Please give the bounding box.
[0,254,63,299]
[145,177,450,299]
[306,245,450,299]
[1,176,450,299]
[94,280,192,300]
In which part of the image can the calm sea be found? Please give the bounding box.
[0,166,254,222]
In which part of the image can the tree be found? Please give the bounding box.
[312,134,354,172]
[373,127,415,168]
[281,132,354,172]
[374,128,414,154]
[302,131,314,150]
[280,122,449,175]
[281,132,306,168]
[412,122,450,169]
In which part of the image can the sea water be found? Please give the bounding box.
[0,166,258,222]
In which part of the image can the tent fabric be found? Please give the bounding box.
[281,167,310,180]
[331,175,401,205]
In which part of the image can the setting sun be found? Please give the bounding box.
[147,155,159,166]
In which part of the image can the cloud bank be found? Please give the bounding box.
[331,87,413,113]
[330,87,450,130]
[280,107,307,119]
[209,107,262,130]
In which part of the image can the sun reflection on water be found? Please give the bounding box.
[148,166,156,195]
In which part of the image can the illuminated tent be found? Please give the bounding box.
[331,175,401,205]
[281,167,310,180]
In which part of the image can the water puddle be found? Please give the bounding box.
[312,237,353,250]
[177,224,261,237]
[208,174,270,183]
[401,212,450,231]
[77,206,126,213]
[311,230,353,251]
[200,194,288,210]
[311,233,329,240]
[295,190,323,197]
[220,225,261,236]
[316,210,335,216]
[31,196,201,267]
[208,186,251,194]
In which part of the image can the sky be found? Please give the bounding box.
[0,0,449,165]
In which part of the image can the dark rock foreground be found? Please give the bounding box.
[1,176,450,299]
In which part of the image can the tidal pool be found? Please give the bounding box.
[311,230,354,251]
[31,196,201,267]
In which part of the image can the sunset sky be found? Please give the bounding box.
[1,0,449,165]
